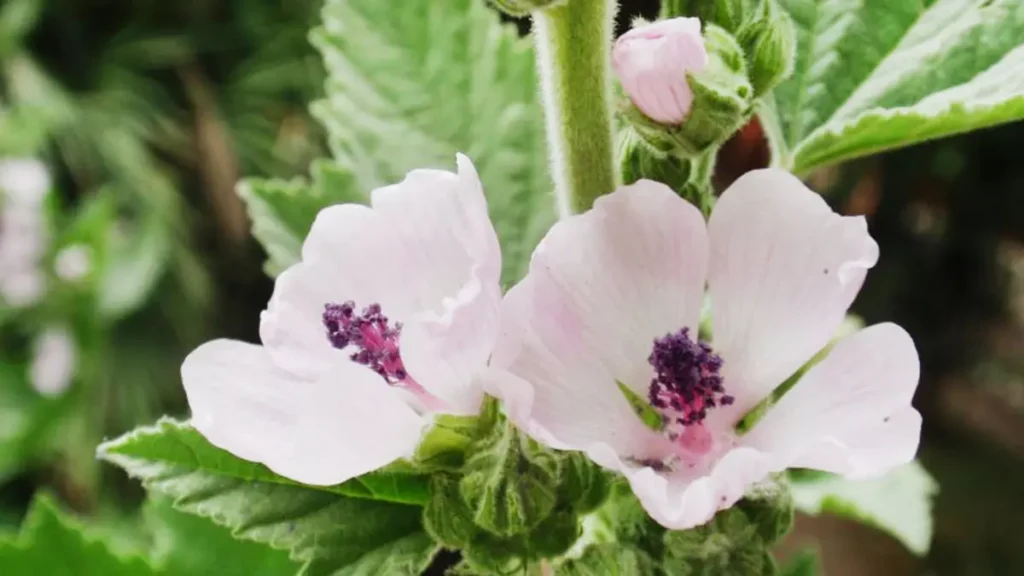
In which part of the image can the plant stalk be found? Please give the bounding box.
[533,0,619,216]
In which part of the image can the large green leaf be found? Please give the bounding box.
[146,498,297,576]
[97,418,429,506]
[762,0,1024,174]
[308,0,555,286]
[790,461,937,556]
[0,495,157,576]
[99,419,437,575]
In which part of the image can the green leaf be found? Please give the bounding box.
[0,364,66,481]
[413,413,480,472]
[763,0,1024,174]
[310,0,555,286]
[0,495,156,576]
[146,498,297,576]
[97,418,429,506]
[789,461,937,555]
[238,168,360,277]
[99,420,438,575]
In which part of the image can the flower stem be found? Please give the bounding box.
[534,0,618,216]
[679,147,718,218]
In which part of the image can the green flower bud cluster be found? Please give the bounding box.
[417,399,611,574]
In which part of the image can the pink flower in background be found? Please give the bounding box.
[31,326,78,397]
[488,169,921,530]
[0,158,51,307]
[612,17,708,125]
[183,154,503,485]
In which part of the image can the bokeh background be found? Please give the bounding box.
[1,1,1022,574]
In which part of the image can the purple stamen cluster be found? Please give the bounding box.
[648,327,734,426]
[323,301,407,383]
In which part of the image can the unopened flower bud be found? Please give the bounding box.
[612,17,708,126]
[736,0,796,96]
[620,23,755,158]
[663,0,750,33]
[489,0,565,17]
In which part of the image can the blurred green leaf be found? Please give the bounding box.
[97,418,430,505]
[0,363,65,482]
[145,498,296,576]
[309,0,556,286]
[790,461,937,555]
[98,419,436,575]
[763,0,1024,174]
[0,494,156,576]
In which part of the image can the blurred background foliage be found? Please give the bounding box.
[0,0,1022,574]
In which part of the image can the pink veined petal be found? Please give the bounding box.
[488,274,675,461]
[183,339,425,486]
[400,274,499,415]
[260,154,501,389]
[742,323,921,479]
[707,169,879,420]
[587,443,777,530]
[487,181,707,459]
[374,155,502,412]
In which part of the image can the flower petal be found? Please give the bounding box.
[260,155,501,387]
[742,323,921,479]
[487,181,707,458]
[183,339,425,486]
[588,443,776,530]
[708,169,879,418]
[376,155,502,412]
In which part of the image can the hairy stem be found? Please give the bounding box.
[534,0,619,216]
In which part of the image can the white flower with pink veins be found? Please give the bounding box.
[488,169,922,530]
[182,155,502,486]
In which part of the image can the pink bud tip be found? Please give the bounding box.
[612,17,709,125]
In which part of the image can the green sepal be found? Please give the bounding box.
[555,544,659,575]
[413,413,480,472]
[526,506,581,558]
[625,25,754,158]
[459,402,563,537]
[423,474,479,549]
[594,482,666,560]
[616,381,664,432]
[558,452,611,515]
[736,0,796,97]
[662,0,752,33]
[489,0,566,17]
[736,477,795,545]
[663,507,776,576]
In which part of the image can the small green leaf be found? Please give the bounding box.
[736,477,795,545]
[616,381,663,431]
[778,549,820,576]
[100,420,438,575]
[555,544,658,576]
[764,0,1024,174]
[97,418,429,505]
[145,497,296,576]
[0,494,157,575]
[789,461,937,556]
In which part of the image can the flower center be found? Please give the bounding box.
[322,301,408,383]
[647,327,734,428]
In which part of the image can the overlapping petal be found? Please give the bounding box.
[183,339,424,486]
[707,169,879,419]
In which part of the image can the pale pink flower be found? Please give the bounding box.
[0,158,51,307]
[612,17,708,125]
[488,169,921,530]
[183,155,502,485]
[54,244,92,282]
